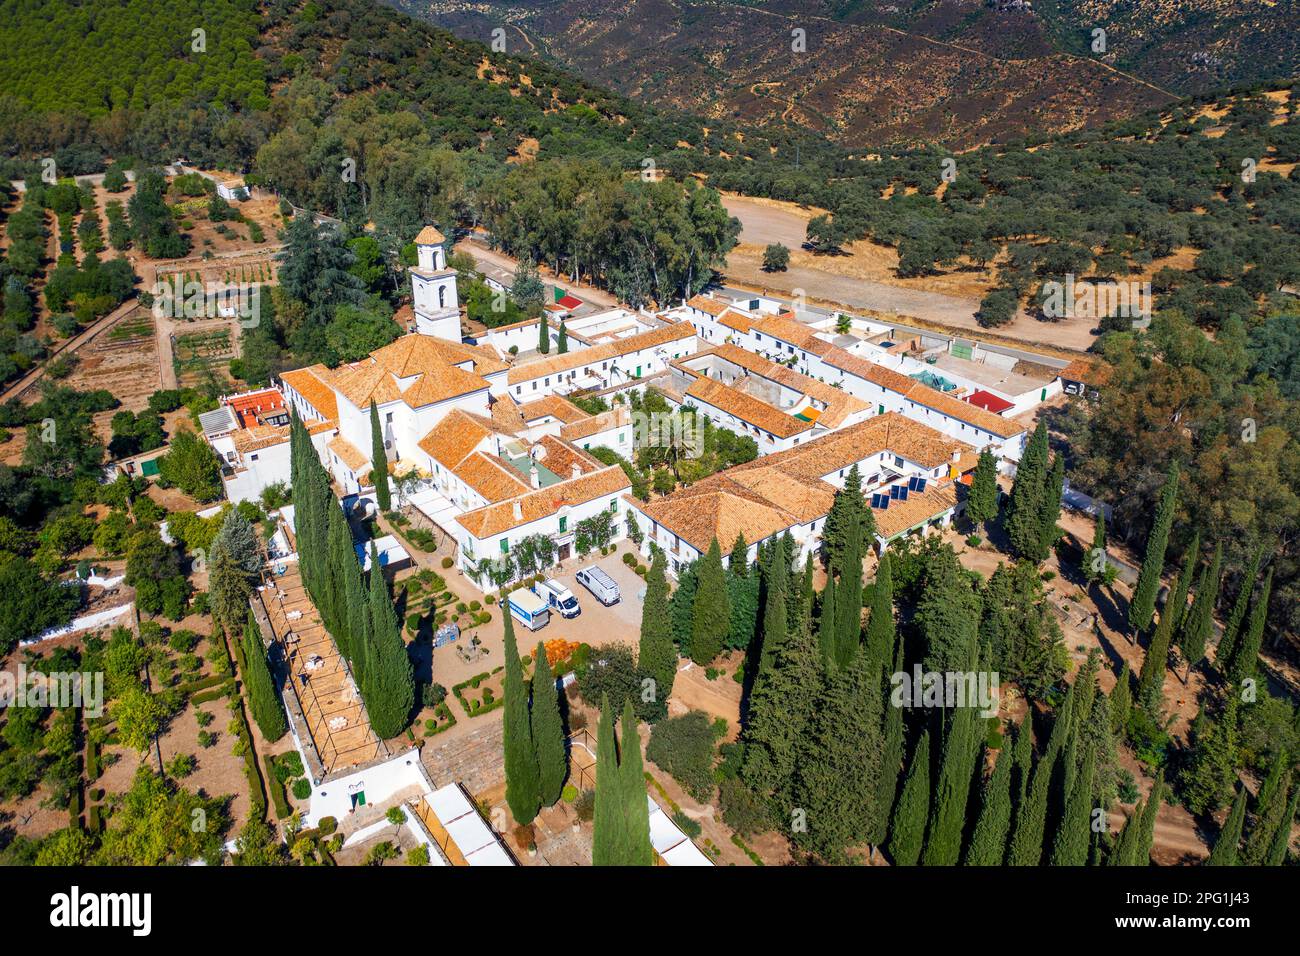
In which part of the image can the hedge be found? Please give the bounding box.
[191,680,236,705]
[263,754,292,819]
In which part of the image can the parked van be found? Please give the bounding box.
[507,588,550,631]
[533,578,581,618]
[575,565,620,606]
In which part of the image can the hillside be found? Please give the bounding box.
[389,0,1298,149]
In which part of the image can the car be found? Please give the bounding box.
[574,565,621,606]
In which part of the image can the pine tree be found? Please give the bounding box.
[502,608,540,824]
[531,641,566,807]
[1128,463,1180,634]
[1006,420,1049,560]
[619,698,653,866]
[1178,543,1221,680]
[1227,567,1273,685]
[965,740,1014,865]
[966,449,999,528]
[1137,538,1196,714]
[1049,745,1095,866]
[863,553,895,677]
[369,400,390,512]
[1264,783,1299,865]
[213,507,261,576]
[557,320,568,354]
[741,619,823,810]
[538,312,550,353]
[1085,511,1108,584]
[888,730,930,866]
[638,548,676,703]
[690,538,730,664]
[241,611,286,741]
[1217,542,1265,671]
[1243,766,1292,865]
[363,544,414,739]
[791,649,883,861]
[1206,783,1247,866]
[592,696,627,866]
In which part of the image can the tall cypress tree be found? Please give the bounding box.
[1010,715,1034,823]
[1006,420,1048,560]
[728,532,748,574]
[242,611,287,742]
[1049,744,1095,866]
[1128,463,1180,634]
[1133,770,1165,866]
[965,739,1014,865]
[816,571,838,665]
[888,730,930,866]
[1085,511,1108,584]
[923,645,984,865]
[1243,766,1292,866]
[1178,543,1222,680]
[1110,662,1132,736]
[364,543,414,739]
[502,609,540,824]
[324,503,355,656]
[1217,542,1265,670]
[791,649,883,861]
[966,449,999,528]
[619,698,653,866]
[557,320,568,354]
[832,471,867,670]
[1035,452,1065,561]
[756,564,788,680]
[1137,537,1196,714]
[1227,567,1273,684]
[1183,697,1241,816]
[871,640,905,858]
[538,311,550,353]
[863,553,895,677]
[1265,783,1300,865]
[1206,783,1248,866]
[592,696,627,865]
[1008,691,1073,866]
[638,547,676,703]
[690,538,729,664]
[531,641,566,807]
[369,400,390,512]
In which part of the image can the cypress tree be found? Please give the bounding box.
[369,400,390,512]
[863,553,895,677]
[833,474,866,670]
[1049,745,1095,866]
[1264,783,1300,865]
[690,538,730,664]
[242,611,286,741]
[1036,452,1065,561]
[1085,511,1108,584]
[638,547,676,702]
[1206,783,1247,866]
[923,645,984,865]
[871,640,905,856]
[557,320,568,354]
[531,641,566,807]
[1010,715,1034,821]
[1227,567,1272,685]
[1217,542,1266,670]
[965,741,1014,865]
[916,546,980,674]
[756,565,788,680]
[888,730,930,866]
[741,616,823,810]
[1258,748,1288,810]
[728,532,748,574]
[1006,420,1049,560]
[1243,767,1292,866]
[1008,692,1073,866]
[1128,463,1180,634]
[619,699,653,865]
[343,556,370,682]
[538,312,550,353]
[592,696,627,865]
[1183,696,1240,815]
[816,571,838,665]
[1178,543,1222,679]
[209,544,252,634]
[1108,806,1139,866]
[364,543,414,739]
[324,503,355,657]
[1137,537,1196,714]
[966,448,999,528]
[502,608,540,824]
[791,649,883,861]
[1133,770,1165,865]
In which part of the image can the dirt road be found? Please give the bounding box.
[455,237,618,310]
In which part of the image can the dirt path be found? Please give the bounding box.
[455,237,619,310]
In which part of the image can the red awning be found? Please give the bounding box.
[966,389,1013,414]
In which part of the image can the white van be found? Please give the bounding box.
[534,578,581,618]
[575,565,620,606]
[507,588,551,631]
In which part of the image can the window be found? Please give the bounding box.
[385,412,393,423]
[500,539,509,554]
[559,516,567,533]
[609,500,617,513]
[250,454,258,461]
[438,286,446,308]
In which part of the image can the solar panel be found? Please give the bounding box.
[889,485,901,499]
[908,475,919,491]
[898,486,909,501]
[914,478,927,493]
[879,496,889,510]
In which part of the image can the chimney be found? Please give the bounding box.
[951,448,961,463]
[571,463,581,480]
[529,465,540,489]
[512,500,523,522]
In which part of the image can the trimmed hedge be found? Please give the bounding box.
[263,754,292,819]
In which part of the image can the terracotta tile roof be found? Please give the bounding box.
[371,334,508,378]
[232,423,289,455]
[415,225,446,245]
[327,435,369,474]
[417,409,497,471]
[534,434,602,477]
[752,314,832,356]
[506,323,696,385]
[455,452,532,503]
[706,343,868,428]
[455,466,631,539]
[639,487,796,554]
[871,482,958,539]
[685,377,812,439]
[329,361,403,408]
[517,394,590,425]
[719,310,757,333]
[280,366,339,422]
[560,406,631,442]
[321,334,501,412]
[686,294,730,317]
[226,388,286,427]
[306,419,337,436]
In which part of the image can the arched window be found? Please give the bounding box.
[438,286,446,308]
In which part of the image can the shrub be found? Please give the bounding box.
[647,710,722,801]
[574,789,596,821]
[622,552,637,566]
[291,778,312,800]
[719,777,771,837]
[318,816,338,836]
[485,594,495,605]
[561,784,578,803]
[966,534,982,547]
[441,557,454,569]
[672,810,702,839]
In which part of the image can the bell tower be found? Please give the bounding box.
[410,225,460,341]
